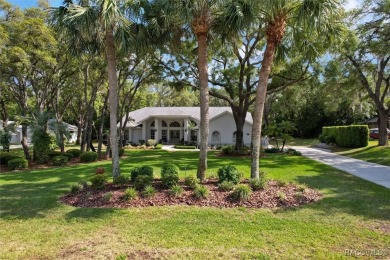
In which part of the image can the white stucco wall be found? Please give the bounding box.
[132,129,142,143]
[209,113,252,145]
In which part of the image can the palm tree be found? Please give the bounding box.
[249,0,343,179]
[53,0,132,177]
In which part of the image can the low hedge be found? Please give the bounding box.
[52,155,68,166]
[0,153,21,165]
[161,164,180,188]
[155,144,163,149]
[130,166,154,183]
[321,125,368,148]
[80,151,98,162]
[173,145,197,149]
[8,158,28,170]
[66,149,81,158]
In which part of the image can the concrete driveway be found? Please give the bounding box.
[293,146,390,189]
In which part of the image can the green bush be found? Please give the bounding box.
[78,180,89,189]
[48,151,63,158]
[218,181,235,191]
[103,192,113,202]
[146,139,156,147]
[161,164,180,188]
[155,144,163,149]
[134,175,153,191]
[8,158,28,170]
[60,152,74,160]
[169,184,184,198]
[123,188,137,201]
[318,133,326,143]
[230,184,252,202]
[80,151,98,162]
[217,165,240,184]
[66,149,81,158]
[264,147,279,153]
[322,125,369,148]
[249,173,267,191]
[193,185,209,200]
[0,130,11,151]
[221,145,235,155]
[173,145,197,149]
[142,185,156,198]
[90,174,107,190]
[285,148,302,156]
[32,129,51,164]
[130,166,154,182]
[119,148,125,157]
[221,145,250,156]
[184,176,198,189]
[70,184,81,194]
[113,175,128,187]
[0,154,21,165]
[52,155,68,166]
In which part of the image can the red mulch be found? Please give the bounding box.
[60,179,322,209]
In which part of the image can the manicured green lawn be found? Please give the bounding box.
[332,141,390,166]
[1,150,389,259]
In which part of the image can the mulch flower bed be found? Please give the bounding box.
[60,179,322,209]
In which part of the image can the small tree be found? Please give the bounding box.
[0,130,11,152]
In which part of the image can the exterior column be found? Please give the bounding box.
[184,118,189,142]
[142,123,146,141]
[154,118,159,142]
[129,128,132,143]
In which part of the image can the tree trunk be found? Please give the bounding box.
[105,27,120,178]
[76,119,82,146]
[251,42,276,179]
[21,124,30,160]
[378,110,389,146]
[98,91,109,158]
[196,33,210,182]
[232,109,246,152]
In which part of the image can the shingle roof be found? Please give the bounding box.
[121,107,253,126]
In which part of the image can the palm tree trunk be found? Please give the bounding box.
[196,32,209,182]
[251,42,276,179]
[105,27,120,178]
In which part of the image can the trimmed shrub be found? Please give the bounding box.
[119,148,125,157]
[218,181,235,191]
[142,185,156,198]
[322,125,369,148]
[123,188,137,201]
[61,152,74,160]
[66,149,81,158]
[134,175,153,191]
[155,144,163,149]
[0,154,21,165]
[169,184,184,198]
[250,177,267,191]
[52,155,68,166]
[91,174,107,190]
[48,151,63,158]
[161,164,180,188]
[173,145,196,149]
[113,175,128,187]
[285,148,301,156]
[221,145,234,155]
[193,185,209,200]
[8,158,28,170]
[264,147,279,153]
[36,155,51,164]
[130,166,153,183]
[217,165,240,184]
[184,176,198,189]
[230,184,252,202]
[80,151,98,162]
[146,139,156,147]
[318,133,326,143]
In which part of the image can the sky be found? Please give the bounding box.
[8,0,363,10]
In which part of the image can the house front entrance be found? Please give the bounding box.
[170,130,180,144]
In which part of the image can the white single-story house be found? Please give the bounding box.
[119,107,253,145]
[0,120,78,144]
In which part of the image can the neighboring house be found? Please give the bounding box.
[119,107,253,145]
[0,120,78,144]
[364,117,390,129]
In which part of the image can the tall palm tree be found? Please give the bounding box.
[53,0,132,177]
[249,0,343,179]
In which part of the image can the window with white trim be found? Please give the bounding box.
[212,131,220,143]
[150,129,155,140]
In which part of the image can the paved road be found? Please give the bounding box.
[293,146,390,189]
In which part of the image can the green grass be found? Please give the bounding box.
[1,150,389,259]
[332,141,390,166]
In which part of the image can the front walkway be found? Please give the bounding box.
[161,145,199,151]
[293,146,390,189]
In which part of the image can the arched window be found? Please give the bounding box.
[233,131,237,142]
[162,121,167,127]
[150,121,155,127]
[170,121,180,127]
[212,131,220,143]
